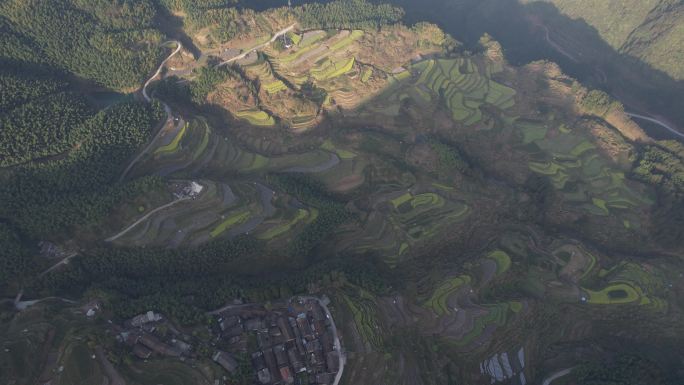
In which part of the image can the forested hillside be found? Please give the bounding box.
[526,0,684,80]
[0,0,167,289]
[0,0,164,89]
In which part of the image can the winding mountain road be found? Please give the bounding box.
[142,41,183,102]
[120,41,183,182]
[105,196,191,242]
[217,23,296,66]
[626,112,684,139]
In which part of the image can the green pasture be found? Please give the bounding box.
[487,250,511,275]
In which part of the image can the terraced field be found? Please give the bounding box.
[235,109,276,126]
[582,262,667,309]
[340,288,385,350]
[345,190,471,267]
[411,58,516,125]
[519,119,653,227]
[425,275,472,316]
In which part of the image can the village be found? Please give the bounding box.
[109,296,343,385]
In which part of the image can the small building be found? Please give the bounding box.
[279,366,294,384]
[273,344,289,367]
[288,347,305,373]
[257,367,272,384]
[278,317,295,341]
[263,349,280,382]
[245,318,267,332]
[251,351,267,371]
[213,351,239,373]
[132,344,152,359]
[139,333,181,357]
[130,311,162,328]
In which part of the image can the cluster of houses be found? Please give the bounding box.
[114,311,193,360]
[213,298,341,385]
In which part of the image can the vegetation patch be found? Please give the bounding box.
[155,122,188,155]
[425,275,471,315]
[210,210,251,238]
[487,250,512,275]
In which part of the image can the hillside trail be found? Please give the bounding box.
[119,41,183,182]
[217,23,296,66]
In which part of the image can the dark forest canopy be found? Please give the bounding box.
[294,0,405,30]
[0,0,163,90]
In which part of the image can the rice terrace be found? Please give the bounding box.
[1,1,684,385]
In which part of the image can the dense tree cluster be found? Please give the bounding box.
[294,0,405,30]
[158,0,243,42]
[0,223,36,288]
[578,89,620,116]
[0,0,164,89]
[632,141,684,197]
[428,138,470,176]
[190,65,240,103]
[631,140,684,247]
[574,355,667,385]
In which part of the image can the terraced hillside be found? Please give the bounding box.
[5,2,684,385]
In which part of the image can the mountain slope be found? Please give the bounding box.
[528,0,684,80]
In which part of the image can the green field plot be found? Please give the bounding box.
[341,290,384,349]
[425,275,471,315]
[328,30,364,52]
[257,209,311,240]
[209,210,251,237]
[262,80,288,94]
[487,250,511,275]
[585,283,642,305]
[235,109,276,126]
[287,31,302,45]
[529,161,564,175]
[311,57,355,81]
[517,121,548,144]
[321,139,357,159]
[390,192,413,208]
[299,30,326,47]
[155,123,187,155]
[361,68,372,83]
